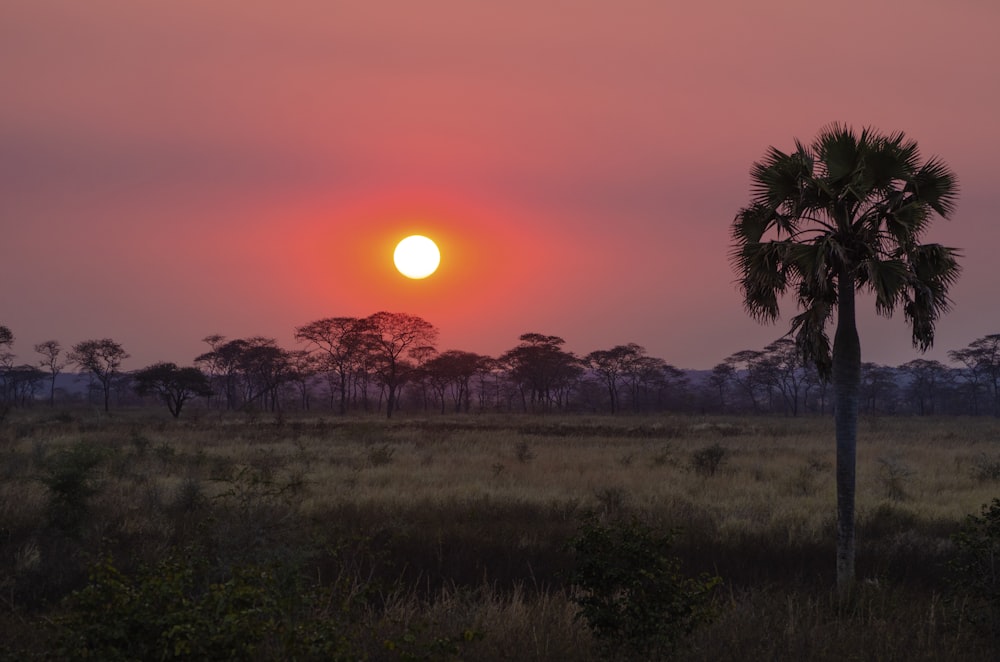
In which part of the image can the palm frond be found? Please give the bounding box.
[880,198,931,246]
[909,156,959,218]
[750,148,813,212]
[817,124,859,183]
[903,244,962,350]
[732,204,776,244]
[732,240,793,322]
[789,299,834,378]
[867,129,921,188]
[858,258,909,316]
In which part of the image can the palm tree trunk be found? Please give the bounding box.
[833,269,861,593]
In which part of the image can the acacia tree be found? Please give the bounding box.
[35,340,65,406]
[294,317,370,415]
[501,333,581,412]
[757,338,810,416]
[860,363,899,416]
[423,350,487,413]
[731,124,960,591]
[586,344,644,414]
[707,362,735,413]
[949,334,1000,417]
[68,339,130,412]
[898,358,951,416]
[133,362,213,418]
[235,337,291,411]
[364,312,438,418]
[721,349,767,413]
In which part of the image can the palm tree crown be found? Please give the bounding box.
[731,123,961,377]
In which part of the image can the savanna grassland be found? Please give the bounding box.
[2,410,999,660]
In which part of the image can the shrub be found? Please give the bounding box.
[691,443,727,477]
[55,553,357,661]
[514,440,535,464]
[970,453,1000,482]
[876,456,913,501]
[39,442,106,537]
[593,487,628,517]
[366,444,395,467]
[949,498,1000,634]
[567,513,720,659]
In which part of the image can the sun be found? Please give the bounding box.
[393,235,441,279]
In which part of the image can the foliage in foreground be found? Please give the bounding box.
[3,412,1000,660]
[568,513,721,659]
[950,497,1000,636]
[54,551,355,661]
[45,548,482,662]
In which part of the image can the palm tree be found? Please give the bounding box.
[730,124,961,592]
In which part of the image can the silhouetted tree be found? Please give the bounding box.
[501,333,582,412]
[586,343,643,414]
[133,362,213,418]
[732,124,960,591]
[34,340,65,406]
[69,339,130,412]
[621,355,686,412]
[757,338,811,416]
[707,362,735,413]
[286,349,320,411]
[722,349,767,412]
[899,358,952,415]
[474,356,502,412]
[5,365,45,406]
[195,334,227,408]
[423,350,487,413]
[196,337,244,409]
[195,336,289,410]
[364,312,438,418]
[236,337,291,411]
[294,317,370,415]
[949,334,1000,417]
[860,363,899,416]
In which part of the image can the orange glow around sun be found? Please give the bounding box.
[282,189,561,352]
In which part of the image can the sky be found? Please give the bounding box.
[2,0,999,371]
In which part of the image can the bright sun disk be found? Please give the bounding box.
[393,235,440,279]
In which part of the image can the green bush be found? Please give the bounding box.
[567,513,720,660]
[55,552,356,661]
[949,497,1000,634]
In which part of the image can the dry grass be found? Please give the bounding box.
[2,409,999,659]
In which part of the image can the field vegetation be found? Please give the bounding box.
[1,409,999,659]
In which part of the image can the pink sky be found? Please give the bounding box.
[3,1,999,370]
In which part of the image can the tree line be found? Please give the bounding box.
[1,319,997,419]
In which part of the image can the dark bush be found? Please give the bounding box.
[949,498,1000,635]
[567,513,720,660]
[39,442,106,537]
[691,443,727,477]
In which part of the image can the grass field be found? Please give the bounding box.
[2,409,999,660]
